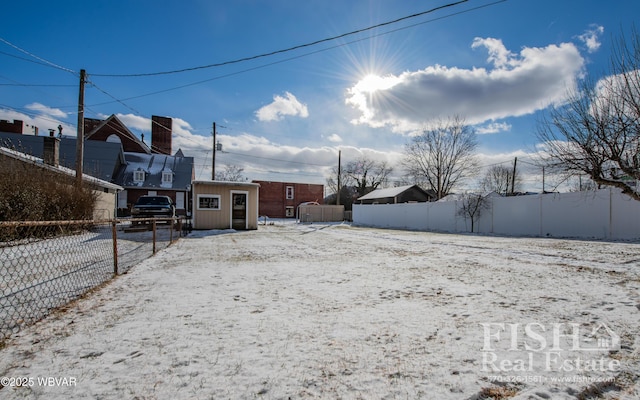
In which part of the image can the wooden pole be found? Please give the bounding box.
[336,149,341,206]
[152,220,157,255]
[511,157,517,195]
[111,219,118,276]
[212,122,216,180]
[75,69,86,187]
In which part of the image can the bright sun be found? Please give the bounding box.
[355,73,400,93]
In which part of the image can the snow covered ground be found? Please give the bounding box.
[0,221,638,399]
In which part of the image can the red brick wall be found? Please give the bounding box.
[0,120,23,134]
[253,181,324,218]
[86,119,147,153]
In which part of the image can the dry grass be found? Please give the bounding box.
[0,153,97,240]
[478,386,519,399]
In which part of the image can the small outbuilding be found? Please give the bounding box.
[357,184,435,204]
[191,180,260,230]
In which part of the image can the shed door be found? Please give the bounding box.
[232,193,247,230]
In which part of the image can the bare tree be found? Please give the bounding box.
[481,164,521,195]
[343,156,393,198]
[537,29,640,201]
[325,156,392,208]
[215,164,246,182]
[325,166,354,208]
[326,165,345,198]
[456,193,490,233]
[402,116,479,199]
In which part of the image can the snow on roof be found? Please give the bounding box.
[0,146,123,191]
[192,180,260,188]
[357,184,416,201]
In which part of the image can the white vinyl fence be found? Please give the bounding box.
[353,188,640,240]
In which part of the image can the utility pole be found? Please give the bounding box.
[336,150,341,206]
[75,69,86,188]
[510,157,517,195]
[212,122,216,180]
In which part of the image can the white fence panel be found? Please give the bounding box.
[540,191,610,238]
[353,189,640,240]
[611,192,640,239]
[426,201,458,232]
[491,195,540,236]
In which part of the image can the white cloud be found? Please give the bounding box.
[25,103,67,118]
[256,92,309,122]
[325,133,343,143]
[113,113,151,132]
[0,106,74,136]
[346,38,585,134]
[577,25,604,53]
[476,121,512,135]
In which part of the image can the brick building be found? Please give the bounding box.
[252,180,324,218]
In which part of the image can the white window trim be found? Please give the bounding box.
[286,186,294,200]
[162,171,173,184]
[197,194,221,210]
[133,170,145,183]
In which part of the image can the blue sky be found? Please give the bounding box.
[1,0,639,192]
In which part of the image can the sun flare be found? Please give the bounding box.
[355,73,401,93]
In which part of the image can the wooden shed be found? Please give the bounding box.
[191,181,260,230]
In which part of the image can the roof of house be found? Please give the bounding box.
[357,184,420,201]
[0,132,125,183]
[85,114,151,154]
[0,146,123,191]
[116,152,194,190]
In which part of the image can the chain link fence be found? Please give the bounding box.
[0,218,188,342]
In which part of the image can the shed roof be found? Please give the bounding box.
[192,180,260,188]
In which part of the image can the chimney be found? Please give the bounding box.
[151,115,172,155]
[0,119,24,134]
[43,130,61,167]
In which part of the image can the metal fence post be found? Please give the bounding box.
[170,218,174,243]
[152,219,157,255]
[112,219,118,275]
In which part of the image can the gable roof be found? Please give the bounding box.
[115,152,194,190]
[85,114,151,154]
[358,185,417,201]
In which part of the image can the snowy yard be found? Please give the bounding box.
[0,222,639,399]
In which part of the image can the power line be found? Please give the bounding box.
[0,83,75,87]
[85,0,507,107]
[0,37,76,75]
[90,0,470,78]
[221,149,332,167]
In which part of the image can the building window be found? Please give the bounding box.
[133,170,145,183]
[162,171,173,184]
[286,186,294,200]
[285,206,295,217]
[197,194,220,210]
